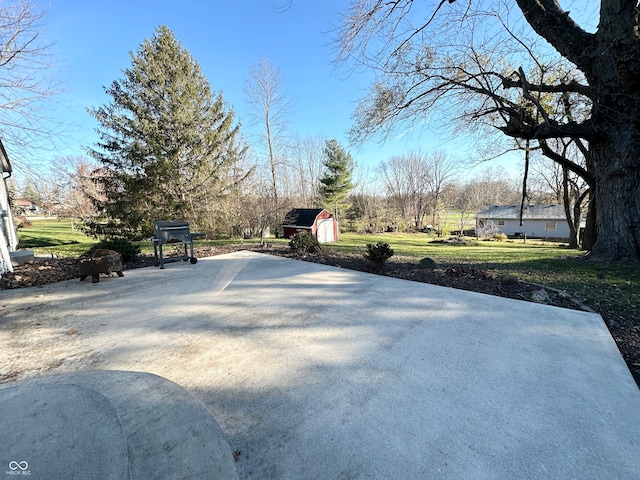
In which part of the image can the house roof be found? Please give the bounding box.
[14,197,36,207]
[282,208,328,227]
[477,204,567,220]
[0,139,11,175]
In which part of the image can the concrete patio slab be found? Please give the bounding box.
[0,370,239,479]
[1,250,639,479]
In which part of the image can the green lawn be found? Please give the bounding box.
[328,232,638,313]
[16,218,270,257]
[17,219,639,314]
[17,218,97,257]
[331,232,579,263]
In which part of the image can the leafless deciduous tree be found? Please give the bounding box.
[290,134,326,206]
[50,155,102,219]
[244,58,293,221]
[336,0,640,262]
[424,150,457,228]
[377,150,457,231]
[529,143,589,249]
[443,168,520,236]
[453,181,486,235]
[0,0,63,172]
[236,167,280,243]
[377,151,430,229]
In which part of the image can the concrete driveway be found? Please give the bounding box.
[1,251,639,479]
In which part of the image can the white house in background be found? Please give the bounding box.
[476,204,574,240]
[1,139,19,276]
[14,197,41,215]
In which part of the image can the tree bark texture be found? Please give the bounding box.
[516,0,640,261]
[562,167,579,249]
[586,1,640,261]
[581,189,597,252]
[589,135,640,261]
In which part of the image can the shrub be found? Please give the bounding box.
[418,257,438,269]
[477,221,499,239]
[289,231,320,255]
[363,242,394,268]
[443,236,468,245]
[15,216,32,229]
[92,237,141,263]
[494,232,507,242]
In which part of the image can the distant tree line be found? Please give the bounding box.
[8,24,583,247]
[2,1,636,261]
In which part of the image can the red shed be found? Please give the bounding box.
[282,208,339,243]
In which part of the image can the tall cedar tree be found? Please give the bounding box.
[319,139,354,220]
[88,26,247,239]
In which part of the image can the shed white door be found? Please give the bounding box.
[316,219,334,243]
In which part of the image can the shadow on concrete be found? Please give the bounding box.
[1,251,639,479]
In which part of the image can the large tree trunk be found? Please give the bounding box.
[515,0,640,262]
[585,7,640,262]
[588,134,640,262]
[582,191,597,252]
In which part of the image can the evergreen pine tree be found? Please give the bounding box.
[319,139,354,220]
[88,25,248,238]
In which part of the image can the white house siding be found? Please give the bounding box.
[1,140,18,276]
[490,218,571,239]
[0,178,16,275]
[477,205,572,240]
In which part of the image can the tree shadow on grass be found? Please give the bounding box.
[19,237,81,248]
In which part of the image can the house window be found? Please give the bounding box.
[497,220,506,226]
[545,221,557,231]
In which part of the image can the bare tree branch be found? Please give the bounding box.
[514,0,595,71]
[0,0,65,171]
[538,138,592,185]
[501,76,590,97]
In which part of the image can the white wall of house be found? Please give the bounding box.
[1,177,18,275]
[480,218,571,239]
[1,139,18,276]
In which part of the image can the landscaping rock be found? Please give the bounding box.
[531,289,551,304]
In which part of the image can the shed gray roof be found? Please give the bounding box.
[282,208,328,227]
[477,204,567,220]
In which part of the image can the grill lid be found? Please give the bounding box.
[154,220,190,232]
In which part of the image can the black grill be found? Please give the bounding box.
[152,220,204,269]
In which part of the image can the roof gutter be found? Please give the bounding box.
[0,139,12,179]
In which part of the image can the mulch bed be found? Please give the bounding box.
[2,243,638,387]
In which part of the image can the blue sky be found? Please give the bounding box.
[32,0,518,178]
